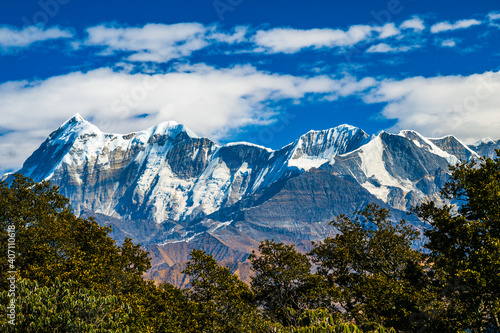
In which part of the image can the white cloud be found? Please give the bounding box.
[252,24,402,53]
[84,23,249,63]
[366,43,393,53]
[487,12,500,21]
[440,39,457,47]
[252,22,404,54]
[85,23,210,63]
[487,12,500,28]
[253,27,364,53]
[430,19,482,33]
[208,25,248,44]
[0,25,73,51]
[0,66,374,173]
[400,17,425,31]
[377,23,400,38]
[365,71,500,142]
[366,43,414,53]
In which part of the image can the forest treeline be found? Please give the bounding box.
[1,151,499,332]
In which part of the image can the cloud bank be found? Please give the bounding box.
[0,66,374,173]
[365,71,500,142]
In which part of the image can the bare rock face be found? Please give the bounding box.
[10,114,497,286]
[429,136,478,161]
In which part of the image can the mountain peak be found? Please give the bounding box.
[301,124,364,137]
[223,141,273,152]
[334,123,361,131]
[397,129,424,138]
[287,123,372,171]
[472,137,495,146]
[397,130,478,162]
[72,113,85,122]
[146,120,199,139]
[61,113,87,127]
[48,114,100,141]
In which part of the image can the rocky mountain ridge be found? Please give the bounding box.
[6,114,500,286]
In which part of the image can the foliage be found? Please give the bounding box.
[124,280,202,333]
[249,239,323,326]
[309,204,432,331]
[183,249,263,332]
[0,278,134,332]
[0,174,151,294]
[265,308,396,333]
[415,150,500,332]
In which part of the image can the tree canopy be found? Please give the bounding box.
[309,204,432,331]
[183,249,262,332]
[415,150,500,331]
[249,239,323,326]
[0,174,151,294]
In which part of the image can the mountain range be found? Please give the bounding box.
[5,114,500,286]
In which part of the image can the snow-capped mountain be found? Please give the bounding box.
[16,115,374,225]
[8,114,498,286]
[469,137,500,159]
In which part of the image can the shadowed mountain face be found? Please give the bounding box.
[7,114,496,286]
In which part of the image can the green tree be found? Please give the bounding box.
[249,240,321,327]
[309,204,431,331]
[183,249,262,332]
[0,278,134,332]
[264,308,397,333]
[125,280,202,333]
[0,174,151,294]
[289,307,397,333]
[415,151,500,332]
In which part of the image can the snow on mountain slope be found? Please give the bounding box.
[11,114,497,226]
[398,130,479,162]
[355,134,415,201]
[17,115,218,220]
[178,124,373,216]
[327,131,452,210]
[21,114,102,182]
[427,135,479,161]
[398,130,462,164]
[287,124,372,170]
[470,138,500,159]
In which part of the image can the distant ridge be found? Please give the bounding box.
[7,114,500,286]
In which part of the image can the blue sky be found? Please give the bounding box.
[1,0,500,174]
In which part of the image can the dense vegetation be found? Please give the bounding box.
[1,151,499,332]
